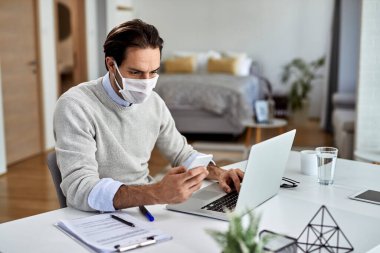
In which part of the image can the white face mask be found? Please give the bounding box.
[113,61,158,104]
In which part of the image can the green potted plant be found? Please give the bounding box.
[206,210,266,253]
[281,57,325,112]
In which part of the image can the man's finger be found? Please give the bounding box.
[236,169,244,180]
[219,181,231,193]
[229,171,241,192]
[167,166,187,175]
[182,167,208,181]
[189,181,203,192]
[184,170,208,188]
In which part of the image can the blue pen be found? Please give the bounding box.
[139,206,155,222]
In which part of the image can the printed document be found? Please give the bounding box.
[56,212,171,252]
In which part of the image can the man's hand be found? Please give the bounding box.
[218,168,244,193]
[113,166,208,209]
[207,164,244,193]
[156,166,209,204]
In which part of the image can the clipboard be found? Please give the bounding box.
[55,212,172,252]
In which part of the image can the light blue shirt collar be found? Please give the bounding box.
[102,72,131,107]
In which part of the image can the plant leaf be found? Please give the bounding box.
[206,229,227,248]
[281,56,325,111]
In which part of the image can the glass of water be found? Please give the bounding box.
[315,147,338,185]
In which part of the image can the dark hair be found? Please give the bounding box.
[103,19,164,70]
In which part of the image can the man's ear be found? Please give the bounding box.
[106,57,116,72]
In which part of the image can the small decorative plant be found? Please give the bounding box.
[206,210,266,253]
[281,57,325,111]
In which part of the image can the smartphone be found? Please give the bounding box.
[187,154,213,170]
[349,189,380,205]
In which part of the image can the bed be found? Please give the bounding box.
[155,73,264,135]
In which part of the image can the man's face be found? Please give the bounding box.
[109,47,161,84]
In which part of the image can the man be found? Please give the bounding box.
[54,19,244,212]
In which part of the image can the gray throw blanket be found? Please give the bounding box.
[155,74,263,127]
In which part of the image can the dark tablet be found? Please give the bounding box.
[349,189,380,205]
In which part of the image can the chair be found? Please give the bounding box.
[46,152,67,208]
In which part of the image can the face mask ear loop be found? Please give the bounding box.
[112,61,125,91]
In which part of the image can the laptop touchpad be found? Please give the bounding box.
[193,191,223,201]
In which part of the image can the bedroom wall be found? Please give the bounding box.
[132,0,333,118]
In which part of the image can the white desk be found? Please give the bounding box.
[355,149,380,164]
[1,151,380,253]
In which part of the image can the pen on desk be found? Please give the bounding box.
[110,214,135,227]
[139,206,155,222]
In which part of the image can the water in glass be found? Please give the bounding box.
[317,153,337,185]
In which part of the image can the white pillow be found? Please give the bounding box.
[236,57,253,76]
[223,51,252,76]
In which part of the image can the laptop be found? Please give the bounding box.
[166,129,296,221]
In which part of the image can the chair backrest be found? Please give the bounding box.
[46,152,67,208]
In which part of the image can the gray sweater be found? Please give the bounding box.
[54,77,196,211]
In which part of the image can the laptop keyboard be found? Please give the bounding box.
[201,191,239,213]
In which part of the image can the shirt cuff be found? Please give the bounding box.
[88,178,124,212]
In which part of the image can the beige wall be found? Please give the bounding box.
[355,0,380,151]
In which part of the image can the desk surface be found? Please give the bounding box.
[355,149,380,163]
[1,151,380,253]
